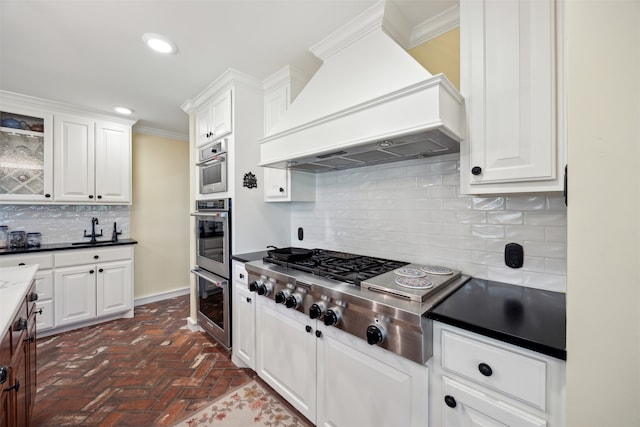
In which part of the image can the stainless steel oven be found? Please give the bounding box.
[191,198,232,348]
[197,138,227,196]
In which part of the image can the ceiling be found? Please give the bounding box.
[0,0,456,139]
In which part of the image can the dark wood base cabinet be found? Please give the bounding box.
[0,281,38,427]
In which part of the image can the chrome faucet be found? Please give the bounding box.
[83,217,103,243]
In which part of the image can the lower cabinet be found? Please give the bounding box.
[430,322,565,427]
[231,261,255,369]
[0,280,37,427]
[255,297,429,426]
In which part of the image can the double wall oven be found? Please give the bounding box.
[191,199,231,349]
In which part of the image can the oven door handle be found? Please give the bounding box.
[191,268,228,287]
[190,212,228,218]
[196,154,226,167]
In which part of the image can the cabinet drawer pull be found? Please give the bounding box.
[0,367,7,384]
[24,335,35,343]
[45,193,51,198]
[90,269,95,274]
[18,263,25,266]
[305,325,312,333]
[279,187,284,193]
[89,195,94,199]
[315,330,322,338]
[97,195,102,199]
[239,273,244,279]
[4,379,20,393]
[444,395,457,408]
[35,308,43,315]
[13,318,27,332]
[471,166,482,175]
[29,292,39,302]
[98,268,104,273]
[94,255,99,259]
[478,362,493,377]
[246,297,251,303]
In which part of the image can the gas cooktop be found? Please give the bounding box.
[263,248,409,286]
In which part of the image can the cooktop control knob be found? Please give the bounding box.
[366,324,386,345]
[257,279,273,296]
[285,293,303,309]
[309,302,326,320]
[248,280,261,293]
[275,289,290,304]
[324,308,342,326]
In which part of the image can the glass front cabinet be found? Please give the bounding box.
[0,104,53,202]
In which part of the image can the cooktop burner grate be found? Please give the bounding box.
[263,248,408,285]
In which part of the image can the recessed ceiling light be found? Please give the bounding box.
[142,33,177,54]
[114,106,134,115]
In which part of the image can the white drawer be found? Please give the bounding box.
[234,261,248,285]
[0,253,54,269]
[55,246,133,267]
[440,328,547,411]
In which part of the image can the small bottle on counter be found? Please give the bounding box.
[0,226,7,249]
[8,230,26,249]
[26,232,41,248]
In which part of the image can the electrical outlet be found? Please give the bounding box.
[505,243,524,268]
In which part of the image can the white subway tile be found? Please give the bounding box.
[523,242,567,259]
[471,225,505,239]
[524,211,567,226]
[505,226,546,242]
[487,267,524,284]
[505,196,548,211]
[472,197,505,211]
[545,226,567,243]
[487,211,523,225]
[417,175,443,187]
[456,211,487,224]
[546,259,567,275]
[522,272,566,293]
[471,251,504,267]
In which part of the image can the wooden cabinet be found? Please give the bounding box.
[54,246,133,328]
[459,0,565,194]
[195,89,232,147]
[0,280,37,427]
[255,296,429,426]
[231,261,255,369]
[54,114,131,204]
[0,103,54,202]
[262,66,315,202]
[430,322,565,427]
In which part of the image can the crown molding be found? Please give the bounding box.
[181,68,262,113]
[409,5,460,49]
[133,125,188,142]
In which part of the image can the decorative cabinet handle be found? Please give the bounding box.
[18,263,25,266]
[279,187,284,193]
[98,268,104,273]
[239,273,244,279]
[35,308,43,315]
[13,318,27,332]
[246,297,251,303]
[89,195,94,199]
[478,363,493,377]
[305,325,312,333]
[444,395,457,408]
[315,330,322,338]
[471,166,482,176]
[94,255,99,259]
[4,380,20,393]
[29,292,39,302]
[0,366,7,384]
[89,269,95,274]
[45,194,51,198]
[24,335,35,343]
[97,195,102,199]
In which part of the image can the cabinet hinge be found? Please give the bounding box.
[563,165,568,206]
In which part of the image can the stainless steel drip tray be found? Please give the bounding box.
[361,264,462,302]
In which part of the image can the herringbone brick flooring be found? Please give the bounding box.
[33,295,254,426]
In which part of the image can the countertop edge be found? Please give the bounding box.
[427,312,567,361]
[0,239,138,256]
[0,265,38,335]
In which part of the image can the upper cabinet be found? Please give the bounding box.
[459,0,565,194]
[0,104,54,202]
[262,66,315,203]
[195,89,232,147]
[54,115,131,204]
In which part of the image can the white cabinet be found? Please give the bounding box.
[195,89,232,147]
[54,266,97,325]
[262,66,315,202]
[263,167,315,202]
[459,0,565,194]
[256,298,317,421]
[430,322,565,427]
[0,252,55,331]
[255,296,429,426]
[231,260,255,369]
[54,114,131,204]
[0,103,54,202]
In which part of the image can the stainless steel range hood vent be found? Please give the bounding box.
[259,1,465,173]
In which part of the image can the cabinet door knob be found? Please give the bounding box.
[35,308,43,315]
[239,273,244,279]
[478,363,493,377]
[94,255,99,259]
[315,330,322,338]
[29,292,38,302]
[97,195,102,199]
[90,269,95,274]
[471,166,482,176]
[444,395,457,408]
[305,325,312,333]
[98,268,104,273]
[246,297,252,303]
[89,195,94,199]
[279,187,284,193]
[13,318,27,332]
[45,193,51,198]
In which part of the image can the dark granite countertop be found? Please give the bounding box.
[428,278,566,360]
[231,251,269,263]
[0,238,138,256]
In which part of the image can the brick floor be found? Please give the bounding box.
[33,295,254,426]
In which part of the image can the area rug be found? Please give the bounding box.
[173,381,312,427]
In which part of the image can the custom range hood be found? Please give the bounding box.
[259,1,464,173]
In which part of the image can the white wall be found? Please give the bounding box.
[291,152,566,292]
[565,1,640,425]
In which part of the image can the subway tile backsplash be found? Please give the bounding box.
[0,204,130,245]
[290,153,567,292]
